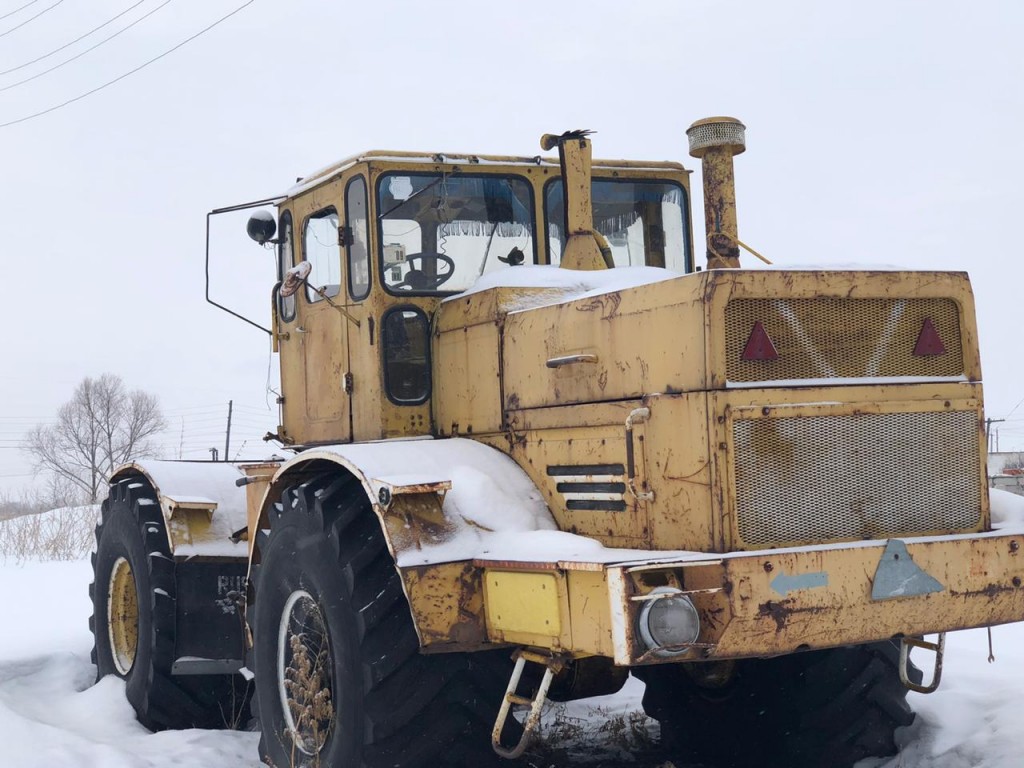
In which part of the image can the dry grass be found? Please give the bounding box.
[0,505,100,562]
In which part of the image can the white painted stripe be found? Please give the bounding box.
[865,299,906,376]
[606,568,631,666]
[552,474,622,482]
[561,492,624,502]
[726,374,969,389]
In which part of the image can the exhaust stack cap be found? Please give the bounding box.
[687,116,746,158]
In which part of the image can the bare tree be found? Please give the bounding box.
[24,374,167,503]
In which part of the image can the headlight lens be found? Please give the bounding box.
[637,587,700,657]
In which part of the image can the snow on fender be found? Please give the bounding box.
[108,460,250,560]
[263,437,559,567]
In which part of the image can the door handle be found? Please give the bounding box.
[546,353,598,368]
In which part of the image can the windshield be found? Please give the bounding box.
[377,173,535,294]
[546,179,691,273]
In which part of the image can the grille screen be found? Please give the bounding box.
[732,409,982,547]
[725,298,963,382]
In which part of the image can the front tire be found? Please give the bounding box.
[637,642,921,768]
[249,472,513,768]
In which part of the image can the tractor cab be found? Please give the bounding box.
[212,143,695,447]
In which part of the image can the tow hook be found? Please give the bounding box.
[900,633,945,693]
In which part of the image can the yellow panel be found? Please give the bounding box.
[484,570,562,636]
[502,276,709,410]
[434,321,502,436]
[640,393,718,551]
[496,424,648,547]
[567,570,614,656]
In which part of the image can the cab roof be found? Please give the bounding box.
[287,149,689,198]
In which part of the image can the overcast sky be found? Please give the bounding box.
[1,0,1022,493]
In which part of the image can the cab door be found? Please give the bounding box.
[274,208,305,442]
[275,179,353,445]
[299,201,351,442]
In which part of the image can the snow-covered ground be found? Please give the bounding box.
[3,497,1024,766]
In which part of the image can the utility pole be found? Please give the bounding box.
[224,400,233,461]
[985,418,1005,453]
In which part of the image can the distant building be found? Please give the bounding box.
[989,451,1024,497]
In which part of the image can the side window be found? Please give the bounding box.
[277,211,295,323]
[303,208,341,302]
[382,308,430,404]
[346,177,370,300]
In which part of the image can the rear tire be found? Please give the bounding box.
[637,642,921,768]
[89,476,245,730]
[249,472,515,768]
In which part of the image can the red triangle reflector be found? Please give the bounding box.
[913,318,946,356]
[742,321,779,361]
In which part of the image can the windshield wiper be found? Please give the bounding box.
[377,173,451,220]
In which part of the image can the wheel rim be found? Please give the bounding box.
[278,589,335,756]
[107,556,139,675]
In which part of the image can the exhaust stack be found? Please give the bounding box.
[687,117,746,269]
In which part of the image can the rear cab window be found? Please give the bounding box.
[545,178,692,273]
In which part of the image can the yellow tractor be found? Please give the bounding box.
[90,117,1023,768]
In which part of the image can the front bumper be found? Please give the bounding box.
[606,530,1024,665]
[472,530,1024,665]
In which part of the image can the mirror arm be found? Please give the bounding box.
[206,207,273,336]
[303,279,361,328]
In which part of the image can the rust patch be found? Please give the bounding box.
[758,600,791,632]
[757,599,824,633]
[951,583,1015,600]
[699,606,726,632]
[575,291,622,319]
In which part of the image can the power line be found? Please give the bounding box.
[0,0,255,130]
[0,0,64,40]
[1003,396,1024,421]
[0,0,148,77]
[0,1,42,23]
[0,0,172,94]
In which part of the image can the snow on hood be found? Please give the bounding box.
[446,265,682,306]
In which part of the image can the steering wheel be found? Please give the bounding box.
[393,252,456,290]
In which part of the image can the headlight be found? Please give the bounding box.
[637,587,700,657]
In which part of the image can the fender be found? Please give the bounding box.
[105,461,252,675]
[109,461,249,561]
[254,437,557,650]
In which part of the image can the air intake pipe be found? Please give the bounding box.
[687,117,746,269]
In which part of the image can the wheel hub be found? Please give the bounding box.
[278,589,335,756]
[107,556,139,675]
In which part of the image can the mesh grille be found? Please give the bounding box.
[732,409,982,548]
[687,121,746,154]
[725,298,963,382]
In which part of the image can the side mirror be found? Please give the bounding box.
[280,261,312,298]
[247,210,277,245]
